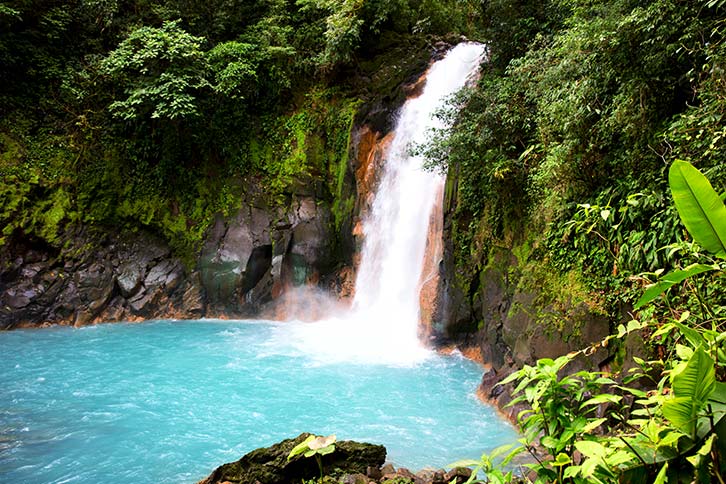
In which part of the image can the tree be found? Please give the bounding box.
[100,19,209,121]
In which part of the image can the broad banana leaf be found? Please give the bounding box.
[662,346,716,439]
[634,263,715,309]
[669,160,726,258]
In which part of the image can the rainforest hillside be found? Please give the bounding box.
[0,0,479,261]
[429,1,726,481]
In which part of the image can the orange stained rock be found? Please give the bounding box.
[418,183,444,338]
[354,128,394,224]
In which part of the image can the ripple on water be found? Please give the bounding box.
[0,320,518,484]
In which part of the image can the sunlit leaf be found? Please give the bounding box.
[552,452,572,466]
[662,346,716,438]
[669,160,726,258]
[447,459,481,468]
[581,394,622,407]
[582,418,607,433]
[575,440,607,459]
[634,264,715,309]
[287,435,316,460]
[653,462,668,484]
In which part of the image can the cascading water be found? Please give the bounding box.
[275,43,486,365]
[0,44,521,484]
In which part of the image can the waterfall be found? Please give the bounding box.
[276,43,486,365]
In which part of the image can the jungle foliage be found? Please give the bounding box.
[452,162,726,483]
[428,1,726,482]
[427,0,726,328]
[0,0,480,258]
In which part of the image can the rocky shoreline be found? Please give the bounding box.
[0,191,347,330]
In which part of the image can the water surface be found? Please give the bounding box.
[0,320,517,483]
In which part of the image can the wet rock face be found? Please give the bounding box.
[0,193,337,328]
[436,174,613,418]
[0,230,197,329]
[198,433,386,484]
[470,250,611,416]
[199,196,335,317]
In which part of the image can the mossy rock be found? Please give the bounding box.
[198,433,386,484]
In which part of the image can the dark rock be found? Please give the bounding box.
[380,464,396,475]
[182,274,204,316]
[245,267,274,309]
[145,259,174,287]
[443,467,472,484]
[288,197,332,271]
[241,245,273,294]
[5,290,31,309]
[197,433,386,484]
[116,264,142,297]
[414,469,446,484]
[394,468,423,484]
[102,296,130,322]
[340,473,369,484]
[366,466,383,480]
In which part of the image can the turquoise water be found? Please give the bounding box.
[0,320,517,483]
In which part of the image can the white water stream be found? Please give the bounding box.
[275,43,486,365]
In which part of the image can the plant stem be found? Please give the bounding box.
[618,436,647,469]
[316,454,323,483]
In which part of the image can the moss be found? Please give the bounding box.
[1,74,356,266]
[454,199,609,340]
[328,99,360,231]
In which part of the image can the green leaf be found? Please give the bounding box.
[541,436,560,450]
[634,264,715,309]
[582,418,607,433]
[552,452,572,466]
[575,440,607,459]
[497,371,522,386]
[710,381,726,404]
[675,344,694,360]
[581,394,622,407]
[287,435,316,460]
[686,434,715,468]
[669,160,726,258]
[662,346,716,438]
[488,443,516,460]
[446,459,481,468]
[656,430,684,450]
[317,444,335,456]
[500,446,525,467]
[653,462,668,484]
[627,319,644,332]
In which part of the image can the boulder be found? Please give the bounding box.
[116,263,143,298]
[197,433,386,484]
[443,467,472,484]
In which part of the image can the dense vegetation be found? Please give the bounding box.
[0,0,479,259]
[426,0,726,481]
[3,0,726,481]
[430,0,726,314]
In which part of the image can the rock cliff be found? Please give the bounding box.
[434,168,620,419]
[0,190,339,329]
[0,41,442,329]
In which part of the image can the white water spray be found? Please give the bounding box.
[272,43,486,365]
